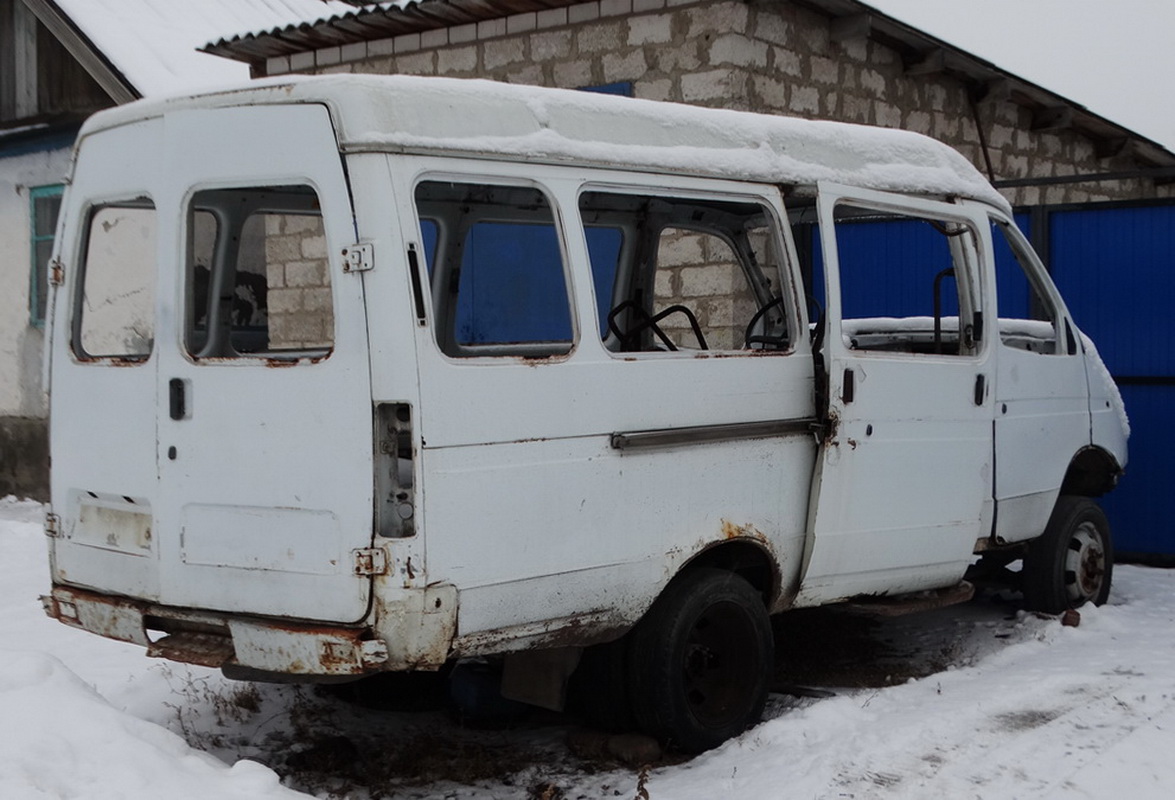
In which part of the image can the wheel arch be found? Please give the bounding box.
[1060,445,1123,498]
[678,540,780,608]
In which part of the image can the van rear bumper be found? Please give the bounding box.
[42,584,391,678]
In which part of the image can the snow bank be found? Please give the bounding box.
[0,651,299,800]
[0,497,303,799]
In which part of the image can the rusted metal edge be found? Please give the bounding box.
[840,580,976,617]
[610,417,818,451]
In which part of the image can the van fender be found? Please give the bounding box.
[1060,445,1123,498]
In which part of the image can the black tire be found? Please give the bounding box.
[1023,496,1114,614]
[627,568,773,753]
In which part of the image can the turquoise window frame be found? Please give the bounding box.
[28,183,64,327]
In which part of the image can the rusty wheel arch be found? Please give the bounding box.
[1060,446,1123,498]
[679,540,780,609]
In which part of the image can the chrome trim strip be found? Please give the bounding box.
[610,418,818,450]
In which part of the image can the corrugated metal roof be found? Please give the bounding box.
[199,0,1175,168]
[203,1,577,62]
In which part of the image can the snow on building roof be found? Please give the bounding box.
[76,74,1011,211]
[52,0,358,98]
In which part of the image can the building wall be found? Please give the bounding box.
[0,139,69,498]
[267,0,1173,208]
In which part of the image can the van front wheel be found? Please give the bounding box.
[627,568,773,753]
[1023,496,1113,614]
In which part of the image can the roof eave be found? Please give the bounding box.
[22,0,140,103]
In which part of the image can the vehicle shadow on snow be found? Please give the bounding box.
[171,587,1031,798]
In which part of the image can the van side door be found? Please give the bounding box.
[797,184,994,604]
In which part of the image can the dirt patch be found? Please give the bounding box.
[771,606,959,689]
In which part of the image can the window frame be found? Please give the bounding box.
[989,213,1073,356]
[823,196,987,362]
[182,182,336,364]
[413,176,580,361]
[28,183,63,328]
[70,196,158,363]
[575,183,800,358]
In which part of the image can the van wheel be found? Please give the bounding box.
[1023,496,1113,614]
[627,568,773,753]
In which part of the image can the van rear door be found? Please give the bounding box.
[50,104,375,623]
[155,105,374,622]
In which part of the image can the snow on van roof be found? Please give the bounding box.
[77,74,1010,211]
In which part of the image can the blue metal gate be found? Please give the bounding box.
[1049,203,1175,559]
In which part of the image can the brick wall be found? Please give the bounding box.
[262,214,334,351]
[269,0,1172,208]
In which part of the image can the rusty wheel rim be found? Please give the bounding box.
[1064,521,1106,604]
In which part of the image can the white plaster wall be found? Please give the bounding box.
[0,144,72,418]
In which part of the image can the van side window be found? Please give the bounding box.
[186,185,334,360]
[74,200,156,360]
[579,192,791,353]
[415,181,573,358]
[831,204,981,357]
[991,219,1062,354]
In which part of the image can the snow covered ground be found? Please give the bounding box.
[4,494,1175,799]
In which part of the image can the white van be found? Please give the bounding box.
[41,75,1127,752]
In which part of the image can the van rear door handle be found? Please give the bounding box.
[169,378,186,420]
[974,374,986,406]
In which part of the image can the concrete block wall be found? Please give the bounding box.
[653,228,762,351]
[271,0,1172,208]
[262,214,334,350]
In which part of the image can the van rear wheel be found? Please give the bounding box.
[627,568,773,753]
[1023,496,1113,614]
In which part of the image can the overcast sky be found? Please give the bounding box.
[864,0,1175,152]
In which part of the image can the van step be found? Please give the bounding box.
[147,631,235,667]
[841,580,975,617]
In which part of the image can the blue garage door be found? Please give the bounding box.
[1050,204,1175,558]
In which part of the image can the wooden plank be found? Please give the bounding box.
[1,0,16,121]
[830,13,874,42]
[14,0,36,117]
[905,48,947,76]
[1031,106,1075,132]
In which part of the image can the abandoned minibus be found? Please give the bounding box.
[41,75,1128,752]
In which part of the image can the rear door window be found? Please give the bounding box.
[186,185,334,360]
[74,200,156,360]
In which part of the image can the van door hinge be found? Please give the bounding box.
[45,512,60,538]
[49,258,64,286]
[352,547,389,576]
[341,242,374,273]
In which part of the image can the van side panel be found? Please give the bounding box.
[390,160,817,648]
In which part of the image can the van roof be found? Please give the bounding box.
[76,74,1011,212]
